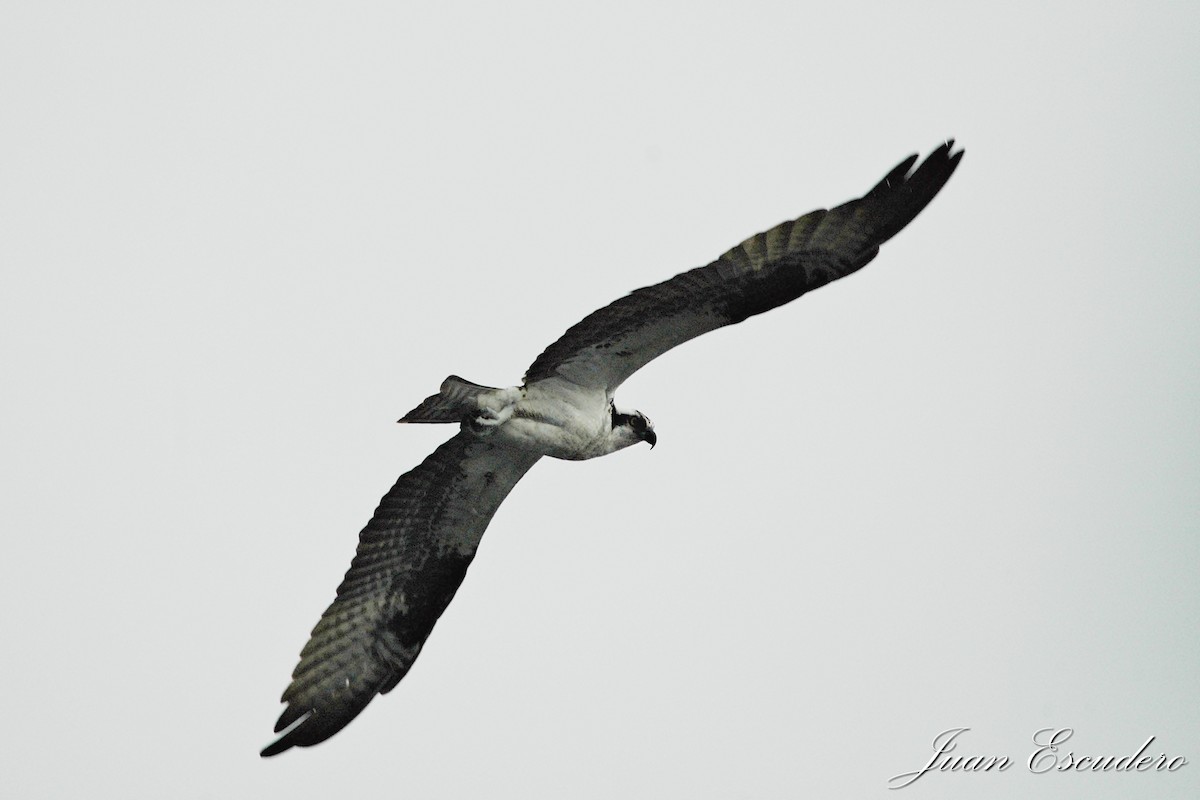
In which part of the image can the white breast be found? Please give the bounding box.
[496,377,613,460]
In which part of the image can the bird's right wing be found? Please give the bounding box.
[523,142,962,393]
[262,431,541,757]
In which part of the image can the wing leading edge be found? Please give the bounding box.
[523,141,963,392]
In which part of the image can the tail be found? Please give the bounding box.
[399,375,499,423]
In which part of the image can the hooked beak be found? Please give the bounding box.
[643,429,657,449]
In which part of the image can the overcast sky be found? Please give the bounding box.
[2,2,1198,798]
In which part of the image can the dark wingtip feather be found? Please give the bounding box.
[866,140,964,244]
[889,153,921,182]
[260,738,293,758]
[260,710,313,757]
[260,705,356,757]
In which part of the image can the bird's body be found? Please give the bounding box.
[452,378,635,461]
[263,142,963,757]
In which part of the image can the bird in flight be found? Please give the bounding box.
[262,142,963,756]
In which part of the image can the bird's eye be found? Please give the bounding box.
[630,416,646,432]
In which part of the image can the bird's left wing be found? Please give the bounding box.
[523,142,962,392]
[262,431,541,756]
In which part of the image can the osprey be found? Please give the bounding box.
[263,142,963,756]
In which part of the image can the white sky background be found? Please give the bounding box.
[2,1,1198,798]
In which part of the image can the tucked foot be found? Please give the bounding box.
[467,387,522,434]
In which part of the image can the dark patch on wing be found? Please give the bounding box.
[262,431,540,756]
[523,142,962,391]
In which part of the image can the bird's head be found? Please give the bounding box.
[610,406,656,451]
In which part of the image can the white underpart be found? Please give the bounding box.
[471,377,633,461]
